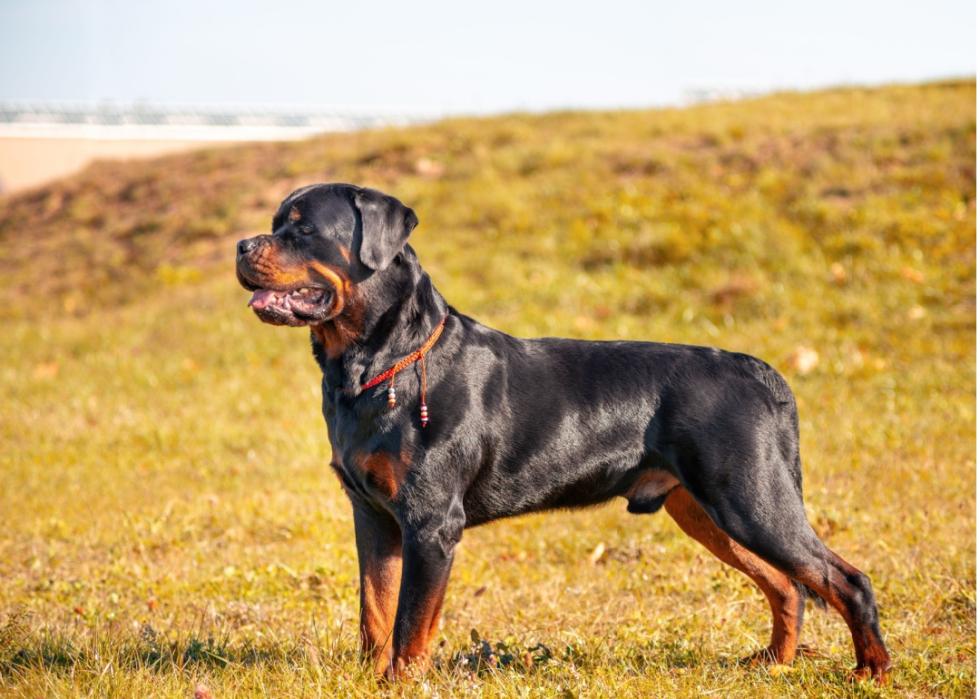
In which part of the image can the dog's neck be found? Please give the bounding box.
[313,246,450,396]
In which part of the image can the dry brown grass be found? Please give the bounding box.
[0,80,974,697]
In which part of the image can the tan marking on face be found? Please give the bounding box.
[245,244,351,313]
[308,261,350,318]
[310,282,363,359]
[245,240,366,353]
[312,320,358,359]
[245,245,310,288]
[288,205,301,222]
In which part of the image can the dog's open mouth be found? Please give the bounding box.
[248,286,332,326]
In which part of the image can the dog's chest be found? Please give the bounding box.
[333,448,409,504]
[324,400,411,506]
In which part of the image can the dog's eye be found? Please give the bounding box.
[298,224,315,235]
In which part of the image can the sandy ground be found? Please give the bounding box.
[0,137,230,194]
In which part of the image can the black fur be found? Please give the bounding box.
[235,183,889,680]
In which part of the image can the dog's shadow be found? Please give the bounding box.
[438,633,846,687]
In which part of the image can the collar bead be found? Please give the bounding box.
[361,315,448,428]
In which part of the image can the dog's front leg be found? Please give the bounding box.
[387,514,461,678]
[353,504,403,675]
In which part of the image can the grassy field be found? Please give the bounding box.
[0,81,975,697]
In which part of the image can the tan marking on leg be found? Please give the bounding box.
[361,552,402,675]
[354,507,402,677]
[391,575,449,678]
[665,488,803,664]
[789,553,891,682]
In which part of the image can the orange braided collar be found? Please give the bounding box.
[361,315,448,427]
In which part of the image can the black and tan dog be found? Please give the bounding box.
[235,183,891,682]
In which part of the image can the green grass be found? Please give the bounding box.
[0,80,975,697]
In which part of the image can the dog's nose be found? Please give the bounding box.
[237,238,259,256]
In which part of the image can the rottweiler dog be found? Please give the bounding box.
[235,183,891,682]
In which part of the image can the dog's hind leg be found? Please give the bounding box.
[664,487,805,665]
[680,453,891,683]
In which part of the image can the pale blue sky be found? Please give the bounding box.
[0,0,974,114]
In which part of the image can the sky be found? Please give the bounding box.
[0,0,975,115]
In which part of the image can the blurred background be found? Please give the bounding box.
[0,2,975,698]
[0,1,974,192]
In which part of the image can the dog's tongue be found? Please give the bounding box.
[248,289,277,310]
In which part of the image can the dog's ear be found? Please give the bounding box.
[353,187,418,270]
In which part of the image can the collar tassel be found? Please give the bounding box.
[361,315,447,428]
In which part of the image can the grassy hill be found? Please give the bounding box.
[0,81,974,697]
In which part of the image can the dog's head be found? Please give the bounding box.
[235,183,418,327]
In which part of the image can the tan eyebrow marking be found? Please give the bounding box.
[288,206,302,222]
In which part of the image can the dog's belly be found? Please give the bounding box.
[460,444,678,527]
